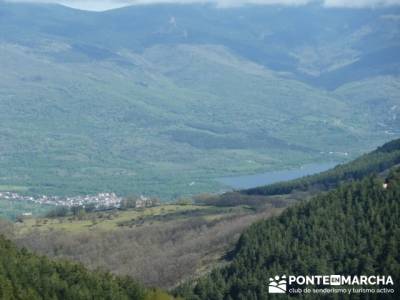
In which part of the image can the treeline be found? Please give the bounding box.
[193,192,293,208]
[177,168,400,299]
[12,206,274,289]
[45,205,91,218]
[243,138,400,196]
[45,197,161,219]
[0,235,177,300]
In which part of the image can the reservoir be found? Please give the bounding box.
[217,162,338,189]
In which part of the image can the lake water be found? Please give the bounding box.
[217,162,338,190]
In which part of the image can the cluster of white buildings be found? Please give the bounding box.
[0,191,123,209]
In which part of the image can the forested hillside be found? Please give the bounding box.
[0,235,175,300]
[1,2,399,198]
[244,138,400,196]
[178,168,400,299]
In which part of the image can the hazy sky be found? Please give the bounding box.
[6,0,400,11]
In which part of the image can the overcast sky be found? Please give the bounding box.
[6,0,400,11]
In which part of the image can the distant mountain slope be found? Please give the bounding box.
[243,138,400,196]
[0,2,399,197]
[178,167,400,299]
[1,2,399,86]
[0,39,349,197]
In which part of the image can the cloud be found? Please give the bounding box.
[324,0,400,8]
[5,0,400,11]
[6,0,128,10]
[6,0,314,11]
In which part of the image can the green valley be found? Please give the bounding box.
[0,3,399,198]
[2,138,399,292]
[1,2,400,300]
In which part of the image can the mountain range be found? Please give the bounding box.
[0,2,399,197]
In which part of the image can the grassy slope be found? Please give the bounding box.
[16,204,212,233]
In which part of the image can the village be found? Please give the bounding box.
[0,191,160,210]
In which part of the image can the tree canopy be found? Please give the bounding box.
[178,167,400,299]
[0,235,178,300]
